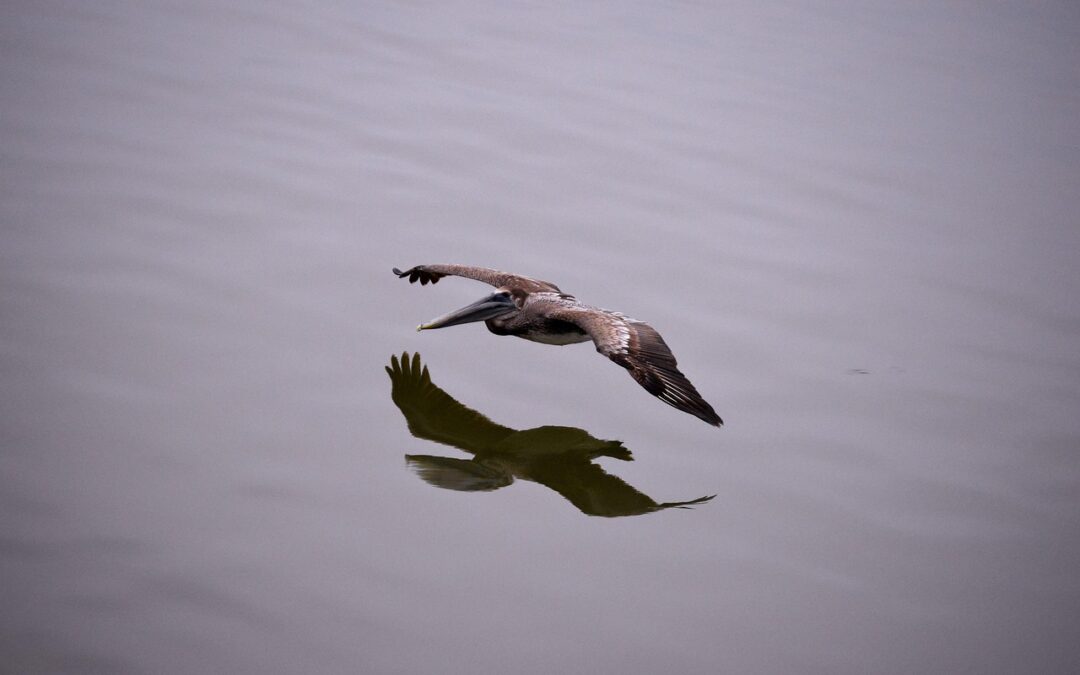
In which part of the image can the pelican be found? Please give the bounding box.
[393,264,723,426]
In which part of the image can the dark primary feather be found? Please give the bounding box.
[546,304,723,426]
[615,321,723,427]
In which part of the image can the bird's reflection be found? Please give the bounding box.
[386,352,714,517]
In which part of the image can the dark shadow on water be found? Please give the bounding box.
[386,352,714,517]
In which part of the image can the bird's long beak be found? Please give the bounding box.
[417,293,516,331]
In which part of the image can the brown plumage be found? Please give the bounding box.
[393,264,722,427]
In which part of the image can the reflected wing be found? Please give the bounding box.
[547,306,723,426]
[386,352,515,452]
[392,264,561,293]
[523,455,713,517]
[405,455,513,492]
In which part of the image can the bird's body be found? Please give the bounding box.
[393,264,723,427]
[487,292,590,345]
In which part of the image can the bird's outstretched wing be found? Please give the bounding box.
[546,306,723,426]
[386,352,516,451]
[392,264,561,294]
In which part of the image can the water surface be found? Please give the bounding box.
[2,2,1079,673]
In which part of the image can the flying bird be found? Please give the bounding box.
[392,264,722,426]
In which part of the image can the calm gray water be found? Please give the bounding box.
[2,2,1079,673]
